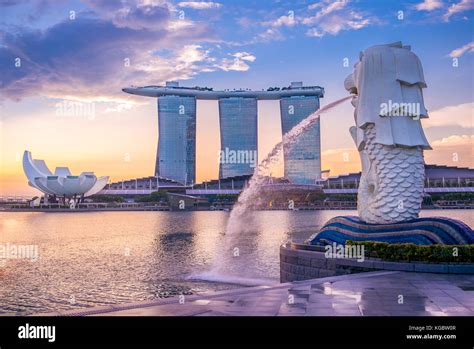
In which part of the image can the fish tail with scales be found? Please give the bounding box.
[358,124,425,224]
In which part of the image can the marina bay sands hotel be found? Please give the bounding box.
[122,81,324,185]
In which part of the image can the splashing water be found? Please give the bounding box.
[226,95,354,235]
[190,95,353,282]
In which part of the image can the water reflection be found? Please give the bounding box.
[0,210,471,314]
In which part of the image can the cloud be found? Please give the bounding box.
[233,26,285,46]
[232,52,256,61]
[254,0,372,42]
[423,102,473,128]
[178,44,210,61]
[443,0,474,21]
[305,11,371,37]
[321,147,361,176]
[304,0,350,24]
[247,10,296,44]
[262,13,297,28]
[426,134,474,168]
[104,102,135,113]
[81,0,173,30]
[167,18,195,31]
[177,1,221,9]
[0,0,25,6]
[305,28,324,37]
[215,52,256,71]
[431,134,474,147]
[415,0,444,11]
[237,17,253,27]
[448,41,474,58]
[133,44,219,77]
[0,1,258,104]
[322,134,474,176]
[303,0,373,38]
[0,13,218,103]
[255,27,285,42]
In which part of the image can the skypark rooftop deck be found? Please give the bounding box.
[122,81,324,100]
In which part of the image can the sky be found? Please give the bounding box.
[0,0,473,195]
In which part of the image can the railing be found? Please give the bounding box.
[1,202,170,210]
[0,196,33,203]
[323,179,474,189]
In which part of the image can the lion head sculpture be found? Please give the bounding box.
[344,42,432,224]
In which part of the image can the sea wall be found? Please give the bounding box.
[280,243,474,283]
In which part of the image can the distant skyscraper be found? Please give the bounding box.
[156,96,196,184]
[123,81,324,184]
[280,96,321,184]
[218,98,258,179]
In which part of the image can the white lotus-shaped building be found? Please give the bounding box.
[23,151,108,197]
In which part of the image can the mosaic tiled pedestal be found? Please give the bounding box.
[307,216,474,246]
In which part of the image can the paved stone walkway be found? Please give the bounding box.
[39,271,474,316]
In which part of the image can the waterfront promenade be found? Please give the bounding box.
[37,271,474,317]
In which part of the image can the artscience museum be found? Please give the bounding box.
[22,150,109,201]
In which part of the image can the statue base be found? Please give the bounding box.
[307,216,474,246]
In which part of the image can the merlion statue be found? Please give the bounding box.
[306,42,473,246]
[344,42,431,224]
